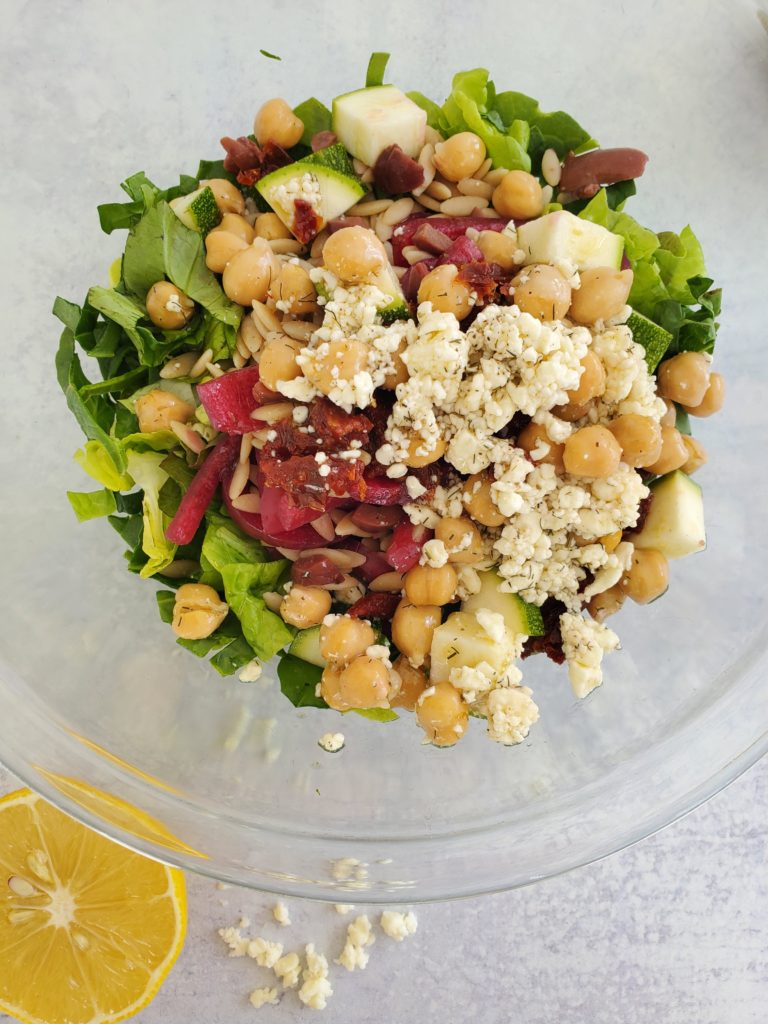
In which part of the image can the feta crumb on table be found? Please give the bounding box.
[249,987,279,1009]
[336,914,375,972]
[272,900,291,926]
[298,943,333,1010]
[380,910,418,941]
[318,732,345,753]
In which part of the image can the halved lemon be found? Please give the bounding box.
[0,788,187,1024]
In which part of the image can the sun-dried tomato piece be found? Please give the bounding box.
[347,592,401,621]
[221,137,293,180]
[456,261,498,304]
[309,399,372,448]
[259,453,366,509]
[292,199,321,243]
[521,598,566,664]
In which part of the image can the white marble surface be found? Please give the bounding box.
[3,0,768,1021]
[1,760,767,1023]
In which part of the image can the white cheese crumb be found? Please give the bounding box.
[474,609,507,644]
[292,405,309,424]
[560,612,620,698]
[274,951,301,989]
[218,925,250,957]
[298,943,333,1010]
[238,660,262,682]
[247,937,284,968]
[380,910,418,941]
[420,538,449,568]
[249,987,279,1009]
[405,475,427,499]
[336,914,375,972]
[486,686,540,745]
[272,901,291,927]
[318,732,345,753]
[334,903,354,915]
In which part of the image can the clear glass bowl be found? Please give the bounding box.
[1,2,766,902]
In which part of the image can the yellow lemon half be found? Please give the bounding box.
[0,788,187,1024]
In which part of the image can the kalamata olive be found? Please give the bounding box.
[374,144,425,194]
[559,147,649,198]
[327,216,370,233]
[411,222,454,254]
[350,503,406,533]
[311,130,337,151]
[291,554,345,587]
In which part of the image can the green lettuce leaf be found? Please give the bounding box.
[578,188,659,262]
[220,561,293,660]
[493,90,596,168]
[97,171,198,234]
[122,200,241,329]
[201,512,270,573]
[67,489,118,522]
[73,439,132,490]
[365,52,390,88]
[210,636,258,676]
[277,654,326,709]
[126,451,177,578]
[155,589,257,676]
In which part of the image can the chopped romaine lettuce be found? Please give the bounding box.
[221,561,294,661]
[67,489,118,522]
[126,451,177,578]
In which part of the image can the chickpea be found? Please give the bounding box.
[619,548,669,604]
[272,261,317,316]
[253,97,304,149]
[657,351,710,407]
[337,656,391,709]
[145,281,195,330]
[434,517,484,564]
[517,421,565,472]
[204,230,249,274]
[319,666,349,711]
[416,681,468,747]
[135,388,195,434]
[660,398,677,427]
[216,213,255,243]
[645,425,688,476]
[404,564,458,607]
[279,585,332,628]
[462,471,504,527]
[476,230,518,271]
[258,335,303,391]
[587,584,626,623]
[172,583,228,640]
[390,656,428,711]
[391,601,441,668]
[255,212,293,241]
[566,350,606,405]
[569,267,633,325]
[382,338,408,390]
[606,414,663,469]
[492,170,544,219]
[417,263,474,320]
[682,435,708,475]
[305,337,369,396]
[205,178,245,215]
[322,226,386,283]
[320,615,375,665]
[552,398,595,422]
[433,132,486,182]
[222,239,276,306]
[683,371,725,418]
[563,424,622,478]
[512,264,571,321]
[404,432,446,468]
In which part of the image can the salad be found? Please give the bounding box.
[54,55,723,748]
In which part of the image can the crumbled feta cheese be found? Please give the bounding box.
[455,564,482,600]
[420,538,449,568]
[274,171,322,215]
[318,464,331,478]
[164,292,183,313]
[218,925,249,957]
[380,910,418,941]
[365,644,391,665]
[249,987,279,1009]
[486,686,540,744]
[292,405,309,424]
[336,914,375,972]
[318,732,345,753]
[560,612,620,698]
[588,324,665,421]
[247,937,284,968]
[386,462,408,478]
[274,951,301,989]
[475,609,506,644]
[331,857,366,882]
[272,901,291,926]
[405,475,427,499]
[238,660,262,682]
[334,903,354,915]
[299,944,333,1010]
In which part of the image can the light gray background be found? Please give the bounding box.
[2,0,767,1021]
[1,762,767,1023]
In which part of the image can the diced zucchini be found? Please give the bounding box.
[169,185,222,236]
[626,310,672,371]
[517,211,624,270]
[461,570,545,636]
[633,470,706,559]
[430,611,516,684]
[257,145,366,242]
[332,85,427,166]
[288,625,325,667]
